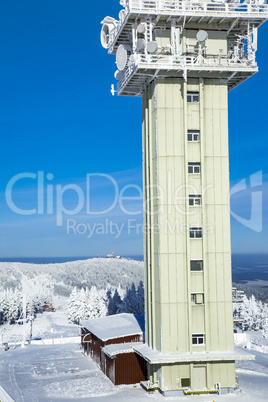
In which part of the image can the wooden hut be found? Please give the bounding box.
[81,313,147,385]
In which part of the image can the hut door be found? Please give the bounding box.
[192,366,206,390]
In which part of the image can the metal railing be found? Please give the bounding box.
[140,52,254,66]
[127,0,268,15]
[109,0,268,51]
[117,52,256,93]
[117,62,139,93]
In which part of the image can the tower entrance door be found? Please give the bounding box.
[192,366,206,390]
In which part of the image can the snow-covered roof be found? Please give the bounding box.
[134,344,255,364]
[102,342,143,358]
[0,386,14,402]
[81,314,144,342]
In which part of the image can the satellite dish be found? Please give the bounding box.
[137,38,146,51]
[196,30,208,43]
[100,17,118,49]
[101,24,111,49]
[116,45,130,71]
[147,41,158,54]
[114,70,123,80]
[137,23,146,34]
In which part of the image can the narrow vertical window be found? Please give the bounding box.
[189,195,202,206]
[188,130,200,142]
[190,260,203,271]
[191,293,204,305]
[189,227,202,238]
[188,162,201,174]
[192,334,205,345]
[187,92,199,103]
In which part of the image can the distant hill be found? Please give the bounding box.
[0,258,144,297]
[233,282,268,303]
[1,257,267,302]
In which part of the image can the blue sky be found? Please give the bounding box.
[0,0,267,258]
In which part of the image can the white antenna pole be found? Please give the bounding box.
[111,84,117,96]
[253,26,258,52]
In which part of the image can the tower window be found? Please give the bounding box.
[190,260,203,271]
[187,92,199,103]
[188,162,200,174]
[188,130,200,142]
[181,378,190,388]
[189,194,202,206]
[189,227,202,238]
[192,334,205,345]
[191,293,204,305]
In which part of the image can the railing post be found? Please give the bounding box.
[161,0,165,12]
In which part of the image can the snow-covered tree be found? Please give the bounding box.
[136,281,145,315]
[117,283,138,314]
[87,286,107,319]
[236,294,268,332]
[67,288,81,323]
[106,282,145,316]
[112,288,123,314]
[67,286,107,323]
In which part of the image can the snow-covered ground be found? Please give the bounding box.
[0,297,78,346]
[235,331,268,354]
[0,301,268,401]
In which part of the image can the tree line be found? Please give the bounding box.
[67,281,145,323]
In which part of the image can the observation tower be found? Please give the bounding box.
[100,0,267,396]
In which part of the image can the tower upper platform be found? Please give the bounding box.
[101,1,268,95]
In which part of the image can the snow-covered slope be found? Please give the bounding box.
[0,258,144,296]
[235,331,268,354]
